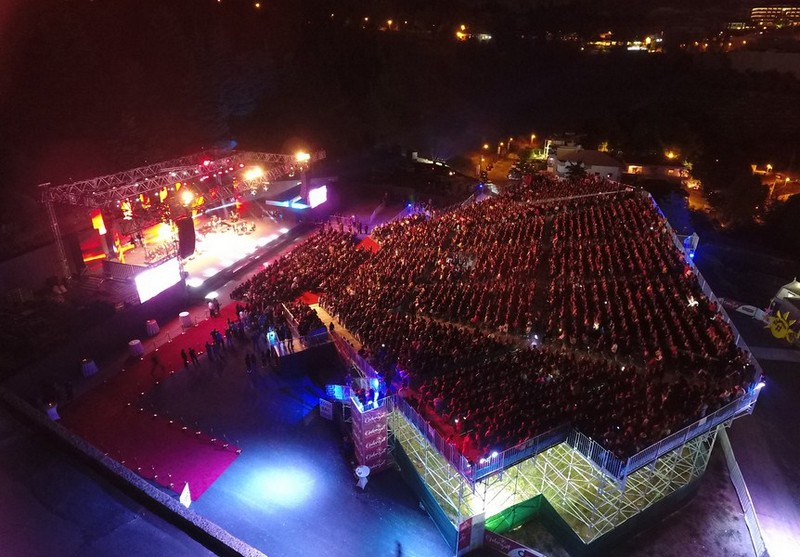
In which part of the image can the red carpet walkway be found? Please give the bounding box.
[61,305,241,501]
[357,236,381,253]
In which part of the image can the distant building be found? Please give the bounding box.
[751,6,800,28]
[625,163,690,182]
[553,149,624,180]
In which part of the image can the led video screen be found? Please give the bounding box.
[135,257,182,303]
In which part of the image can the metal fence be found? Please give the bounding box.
[620,388,759,479]
[330,331,381,381]
[392,395,474,476]
[470,424,571,481]
[718,428,770,557]
[280,303,301,340]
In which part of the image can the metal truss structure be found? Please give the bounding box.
[39,150,326,208]
[38,149,325,278]
[389,406,724,548]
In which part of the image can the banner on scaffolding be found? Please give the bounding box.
[352,401,389,470]
[484,530,545,557]
[319,398,333,420]
[457,513,485,556]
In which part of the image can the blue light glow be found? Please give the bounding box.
[249,465,317,508]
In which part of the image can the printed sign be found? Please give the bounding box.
[457,513,485,556]
[352,401,389,470]
[766,311,800,346]
[484,531,546,557]
[180,482,192,508]
[319,398,333,420]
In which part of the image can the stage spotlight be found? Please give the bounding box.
[243,166,265,181]
[186,277,203,288]
[181,189,195,206]
[755,381,766,391]
[295,151,310,163]
[205,291,219,300]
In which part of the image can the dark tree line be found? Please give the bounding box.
[1,0,799,258]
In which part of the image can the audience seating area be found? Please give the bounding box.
[230,175,757,462]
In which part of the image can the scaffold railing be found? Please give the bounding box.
[389,382,759,488]
[565,429,627,480]
[470,423,571,480]
[621,386,759,477]
[392,396,473,476]
[330,331,380,381]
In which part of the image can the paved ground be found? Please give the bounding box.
[0,405,215,557]
[725,314,800,557]
[132,312,453,557]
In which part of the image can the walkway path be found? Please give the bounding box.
[748,345,800,363]
[311,303,362,351]
[725,313,800,557]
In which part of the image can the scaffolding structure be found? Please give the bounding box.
[389,402,727,546]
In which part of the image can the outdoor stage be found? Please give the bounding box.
[81,210,301,291]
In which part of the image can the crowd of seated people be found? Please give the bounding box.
[230,229,369,311]
[322,290,509,383]
[543,193,746,379]
[366,194,549,334]
[504,174,628,202]
[232,174,756,463]
[323,176,754,461]
[416,346,752,460]
[228,229,370,356]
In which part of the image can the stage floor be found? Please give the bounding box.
[117,212,299,289]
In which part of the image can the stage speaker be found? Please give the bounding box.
[64,233,86,274]
[176,218,196,258]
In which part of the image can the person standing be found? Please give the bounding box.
[285,326,294,353]
[188,347,199,367]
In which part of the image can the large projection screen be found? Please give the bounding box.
[308,185,328,208]
[135,258,182,303]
